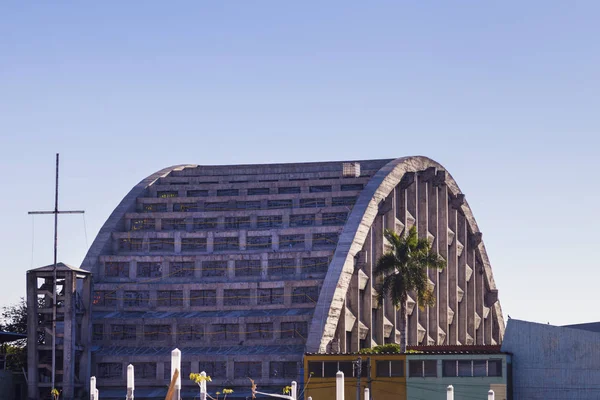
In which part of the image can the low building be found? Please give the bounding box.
[304,346,510,400]
[501,319,600,400]
[0,331,27,400]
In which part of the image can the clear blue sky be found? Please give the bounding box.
[1,2,598,326]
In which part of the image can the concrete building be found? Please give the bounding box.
[501,319,600,400]
[304,346,510,400]
[79,157,505,399]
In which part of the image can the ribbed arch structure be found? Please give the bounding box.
[306,156,504,353]
[81,157,503,397]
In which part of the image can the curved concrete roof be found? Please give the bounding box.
[305,156,504,352]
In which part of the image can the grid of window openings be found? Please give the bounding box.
[442,359,503,377]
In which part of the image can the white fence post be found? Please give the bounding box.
[307,397,312,400]
[336,371,344,400]
[291,381,297,400]
[90,376,96,400]
[364,387,370,400]
[95,388,99,399]
[127,364,135,400]
[171,348,181,400]
[447,385,454,400]
[200,371,207,400]
[488,389,495,400]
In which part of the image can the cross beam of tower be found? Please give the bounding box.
[28,153,84,394]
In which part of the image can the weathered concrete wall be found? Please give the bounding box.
[502,319,600,400]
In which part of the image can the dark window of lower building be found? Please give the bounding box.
[458,360,472,377]
[488,359,503,377]
[443,360,457,377]
[202,261,227,277]
[280,321,308,339]
[246,323,273,339]
[157,290,183,307]
[190,290,217,306]
[338,362,353,377]
[308,361,323,378]
[247,235,272,250]
[323,362,338,377]
[257,288,284,305]
[170,261,194,278]
[181,237,207,251]
[270,362,297,379]
[377,361,404,377]
[235,260,261,276]
[105,262,129,278]
[291,286,319,304]
[144,325,171,341]
[205,202,230,211]
[223,289,251,306]
[376,361,390,377]
[234,362,261,379]
[98,363,122,379]
[473,360,487,377]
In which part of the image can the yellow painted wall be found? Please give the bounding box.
[304,354,407,400]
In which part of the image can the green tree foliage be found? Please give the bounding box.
[375,227,446,352]
[1,298,28,371]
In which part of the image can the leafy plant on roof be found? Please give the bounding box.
[374,227,446,352]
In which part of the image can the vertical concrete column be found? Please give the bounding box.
[207,232,214,253]
[427,180,439,345]
[349,269,360,352]
[447,202,458,344]
[227,260,235,279]
[475,257,485,345]
[338,302,347,352]
[79,275,92,392]
[156,218,162,231]
[416,174,429,342]
[304,232,312,251]
[383,189,397,342]
[239,231,247,251]
[26,272,39,400]
[405,178,418,344]
[272,232,280,251]
[174,231,182,254]
[457,213,467,345]
[466,236,476,344]
[372,214,385,345]
[437,184,449,344]
[261,253,269,279]
[363,229,373,347]
[63,271,76,399]
[129,260,137,280]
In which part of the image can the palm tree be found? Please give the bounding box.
[375,226,446,352]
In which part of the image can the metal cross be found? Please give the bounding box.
[28,153,84,393]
